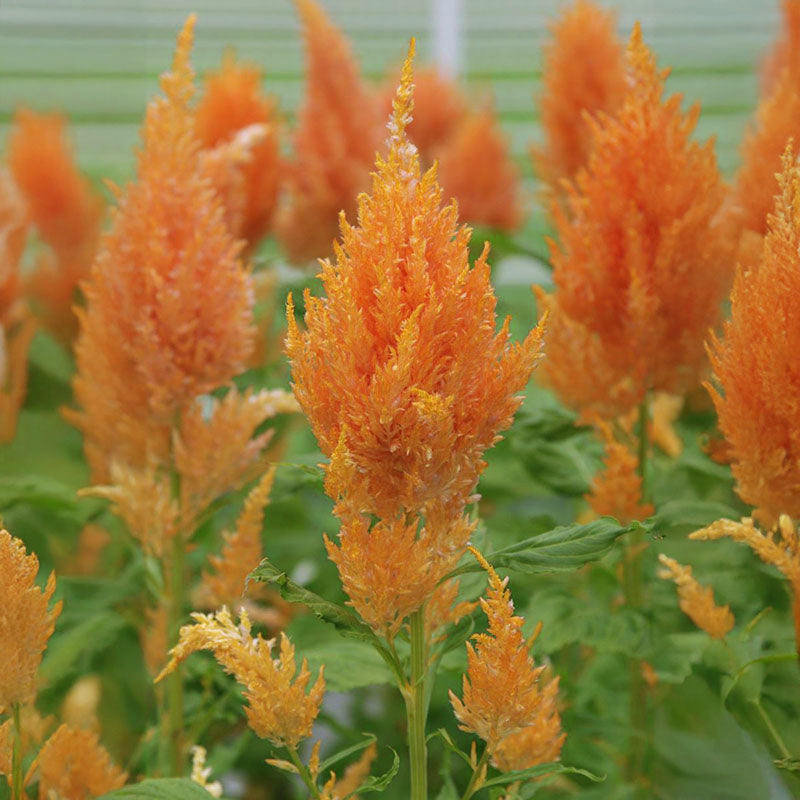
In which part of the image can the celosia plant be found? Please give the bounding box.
[68,15,255,480]
[276,0,382,264]
[7,109,104,343]
[658,554,735,640]
[0,168,34,443]
[195,51,282,250]
[451,548,564,796]
[539,24,728,418]
[438,109,522,231]
[533,0,626,199]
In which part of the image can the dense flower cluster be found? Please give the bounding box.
[539,24,728,417]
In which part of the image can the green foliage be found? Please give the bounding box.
[97,779,213,799]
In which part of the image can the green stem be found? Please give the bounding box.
[460,745,491,800]
[623,397,649,786]
[406,610,428,800]
[11,704,23,800]
[754,700,791,761]
[165,533,186,776]
[287,746,323,800]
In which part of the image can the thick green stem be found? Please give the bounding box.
[460,745,490,800]
[11,704,23,800]
[287,746,324,800]
[164,533,185,776]
[406,610,428,800]
[623,397,649,785]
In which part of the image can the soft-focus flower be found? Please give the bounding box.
[321,742,377,800]
[725,67,800,268]
[539,24,728,418]
[450,548,563,760]
[0,528,62,713]
[199,467,275,611]
[0,167,34,443]
[586,420,653,524]
[438,109,522,231]
[286,46,546,521]
[68,16,254,479]
[379,65,467,167]
[690,516,798,651]
[761,0,800,94]
[708,147,800,523]
[195,51,282,249]
[34,724,127,799]
[157,607,324,749]
[190,745,223,798]
[533,0,626,198]
[0,708,52,780]
[658,554,734,639]
[7,109,104,343]
[276,0,381,263]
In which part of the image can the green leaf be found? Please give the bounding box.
[347,746,400,797]
[444,518,636,579]
[650,499,740,535]
[0,474,77,511]
[302,640,394,691]
[428,729,473,768]
[98,778,213,799]
[250,557,404,684]
[480,763,603,789]
[40,612,127,683]
[319,735,378,774]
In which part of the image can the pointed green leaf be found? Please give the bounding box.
[98,778,213,799]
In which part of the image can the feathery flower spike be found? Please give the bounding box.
[8,109,104,343]
[539,23,728,417]
[195,51,282,249]
[379,65,467,167]
[761,0,800,94]
[438,109,522,231]
[32,724,127,799]
[658,554,734,639]
[0,168,34,443]
[450,547,563,762]
[68,15,254,479]
[691,516,800,655]
[586,420,653,524]
[708,146,800,523]
[287,41,547,521]
[533,0,626,198]
[157,607,325,749]
[0,528,62,713]
[276,0,382,263]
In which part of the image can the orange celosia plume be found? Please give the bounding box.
[533,0,627,196]
[0,168,34,443]
[68,16,254,480]
[158,607,325,749]
[0,528,62,713]
[33,724,127,799]
[450,548,564,762]
[195,51,282,249]
[586,420,653,524]
[438,109,522,231]
[539,24,728,418]
[690,516,800,653]
[658,554,734,639]
[726,67,800,262]
[709,147,800,523]
[379,65,467,167]
[276,0,382,263]
[287,44,545,635]
[287,45,546,521]
[7,109,104,343]
[761,0,800,94]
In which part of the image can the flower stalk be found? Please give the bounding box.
[406,609,428,800]
[11,704,23,800]
[164,531,186,775]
